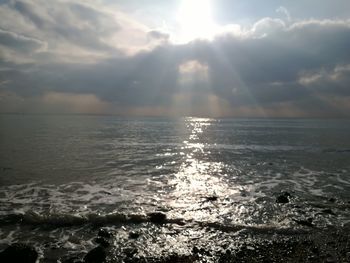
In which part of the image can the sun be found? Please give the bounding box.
[176,0,217,42]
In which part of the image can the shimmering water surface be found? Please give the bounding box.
[0,115,350,261]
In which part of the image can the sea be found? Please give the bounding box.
[0,115,349,262]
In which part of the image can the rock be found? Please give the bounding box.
[205,196,218,202]
[94,237,110,248]
[1,214,24,225]
[292,218,314,227]
[191,246,210,256]
[325,253,336,263]
[98,228,113,239]
[84,246,106,263]
[311,246,319,254]
[148,212,167,224]
[128,214,146,224]
[328,198,336,203]
[123,247,138,258]
[276,192,291,203]
[192,246,200,254]
[322,209,336,216]
[276,195,289,203]
[129,232,140,239]
[100,190,112,195]
[0,243,38,263]
[346,251,350,261]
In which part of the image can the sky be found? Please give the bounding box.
[0,0,350,117]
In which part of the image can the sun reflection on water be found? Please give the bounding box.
[166,117,240,222]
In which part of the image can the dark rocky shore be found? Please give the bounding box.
[1,224,349,263]
[1,193,349,262]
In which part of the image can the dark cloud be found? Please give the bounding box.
[148,30,170,40]
[8,0,121,54]
[13,1,46,29]
[299,65,350,96]
[0,28,45,52]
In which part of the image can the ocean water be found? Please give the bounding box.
[0,115,350,261]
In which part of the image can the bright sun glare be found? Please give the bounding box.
[176,0,217,42]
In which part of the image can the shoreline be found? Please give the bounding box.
[1,223,349,263]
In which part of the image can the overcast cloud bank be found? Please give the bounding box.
[0,0,349,117]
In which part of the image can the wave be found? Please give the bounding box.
[0,211,183,227]
[323,148,350,153]
[0,211,312,236]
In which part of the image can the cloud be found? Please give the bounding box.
[178,60,208,75]
[177,60,209,94]
[0,90,112,114]
[0,28,46,53]
[0,1,349,117]
[299,64,350,96]
[276,6,291,21]
[11,0,120,52]
[251,17,286,37]
[148,30,170,41]
[0,0,157,63]
[41,91,112,114]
